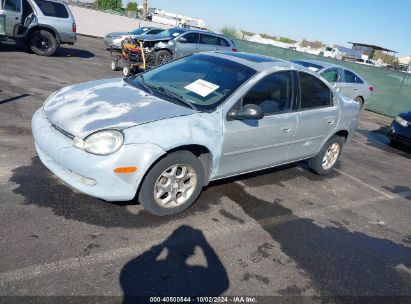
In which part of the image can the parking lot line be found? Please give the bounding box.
[334,169,395,199]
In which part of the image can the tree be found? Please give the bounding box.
[126,1,138,12]
[221,27,238,39]
[94,0,122,11]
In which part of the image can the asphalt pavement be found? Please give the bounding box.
[0,36,411,302]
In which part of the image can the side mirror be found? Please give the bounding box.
[178,37,187,43]
[228,104,264,121]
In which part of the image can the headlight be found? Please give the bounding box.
[83,130,124,155]
[395,116,409,127]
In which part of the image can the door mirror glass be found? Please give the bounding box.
[228,104,264,120]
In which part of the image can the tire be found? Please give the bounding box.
[138,151,205,216]
[154,50,172,66]
[123,65,131,77]
[308,135,345,175]
[354,96,364,108]
[29,30,58,56]
[111,60,119,71]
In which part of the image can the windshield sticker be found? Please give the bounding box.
[185,79,220,97]
[308,67,319,72]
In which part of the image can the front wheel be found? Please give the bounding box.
[29,30,58,56]
[154,50,172,66]
[308,135,345,175]
[138,151,205,216]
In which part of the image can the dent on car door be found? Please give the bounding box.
[2,0,22,36]
[288,71,339,161]
[217,70,298,177]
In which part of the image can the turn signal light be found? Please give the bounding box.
[114,167,137,173]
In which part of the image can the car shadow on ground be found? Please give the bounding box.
[120,225,229,301]
[0,42,94,58]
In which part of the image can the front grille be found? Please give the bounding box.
[51,123,75,140]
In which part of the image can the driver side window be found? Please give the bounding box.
[320,68,340,83]
[242,71,293,115]
[4,0,21,12]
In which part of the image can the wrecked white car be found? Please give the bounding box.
[32,52,360,216]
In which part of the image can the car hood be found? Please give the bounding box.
[399,110,411,121]
[139,34,172,42]
[44,78,196,139]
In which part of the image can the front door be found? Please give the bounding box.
[1,0,22,36]
[173,32,200,58]
[217,70,298,177]
[288,71,339,161]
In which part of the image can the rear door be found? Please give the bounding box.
[216,37,233,52]
[338,69,363,100]
[1,0,22,36]
[198,33,220,52]
[174,32,200,58]
[288,71,339,161]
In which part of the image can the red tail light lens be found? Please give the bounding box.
[232,48,238,52]
[369,86,374,92]
[72,23,76,33]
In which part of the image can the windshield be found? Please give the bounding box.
[291,60,324,72]
[128,54,256,111]
[157,28,185,38]
[130,27,150,35]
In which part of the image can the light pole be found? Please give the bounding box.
[142,0,148,20]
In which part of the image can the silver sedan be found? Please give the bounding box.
[104,27,164,49]
[32,52,360,216]
[291,59,373,108]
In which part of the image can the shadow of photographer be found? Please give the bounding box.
[120,225,229,302]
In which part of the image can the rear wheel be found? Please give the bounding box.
[154,50,172,66]
[138,151,205,216]
[308,135,345,175]
[29,30,58,56]
[354,96,364,108]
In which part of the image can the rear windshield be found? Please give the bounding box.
[34,0,69,18]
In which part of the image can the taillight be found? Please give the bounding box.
[232,48,238,52]
[72,23,76,33]
[369,86,373,92]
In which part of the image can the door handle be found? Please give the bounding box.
[282,127,293,133]
[327,119,335,125]
[15,17,19,20]
[353,88,358,91]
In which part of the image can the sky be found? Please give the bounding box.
[139,0,411,56]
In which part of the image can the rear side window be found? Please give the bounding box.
[199,34,219,45]
[218,38,230,47]
[34,0,69,18]
[4,0,21,12]
[243,71,293,115]
[343,69,363,84]
[299,72,332,110]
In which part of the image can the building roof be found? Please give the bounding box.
[348,42,397,53]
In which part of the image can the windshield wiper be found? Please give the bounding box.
[137,75,153,95]
[151,86,197,110]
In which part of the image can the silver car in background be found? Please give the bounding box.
[292,59,373,108]
[32,52,360,216]
[104,26,164,50]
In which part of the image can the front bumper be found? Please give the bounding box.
[388,120,411,146]
[32,109,165,201]
[104,36,123,49]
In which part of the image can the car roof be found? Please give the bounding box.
[206,52,324,75]
[292,59,339,69]
[169,28,232,40]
